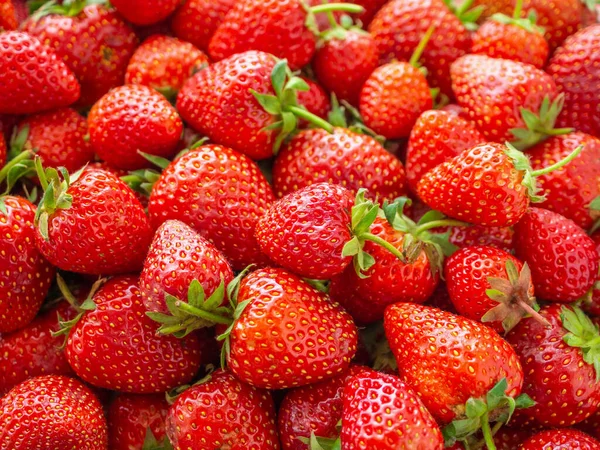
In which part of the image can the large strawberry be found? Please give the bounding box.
[110,0,180,25]
[513,207,598,302]
[165,369,280,449]
[34,164,152,275]
[507,305,600,427]
[0,375,107,449]
[0,31,80,114]
[520,429,600,449]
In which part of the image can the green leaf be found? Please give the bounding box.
[204,279,225,310]
[270,59,287,98]
[465,398,487,419]
[251,91,282,115]
[590,196,600,211]
[285,76,310,93]
[187,279,206,309]
[341,236,361,257]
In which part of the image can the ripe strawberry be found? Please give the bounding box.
[520,429,600,449]
[447,225,514,252]
[0,195,55,334]
[547,24,600,139]
[170,0,236,53]
[405,109,485,192]
[0,0,17,30]
[125,34,209,98]
[450,54,558,143]
[166,369,280,449]
[34,165,152,275]
[88,84,183,170]
[296,77,330,121]
[342,369,444,449]
[0,375,107,449]
[514,207,598,302]
[108,394,170,450]
[0,31,80,115]
[507,305,600,427]
[110,0,180,25]
[22,3,138,107]
[148,144,275,271]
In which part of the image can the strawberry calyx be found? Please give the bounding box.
[303,2,365,36]
[301,432,341,450]
[327,95,385,144]
[443,0,484,32]
[442,378,535,450]
[141,427,174,450]
[583,0,600,12]
[0,126,36,207]
[30,0,108,20]
[509,95,574,150]
[165,364,217,404]
[561,306,600,382]
[490,0,545,34]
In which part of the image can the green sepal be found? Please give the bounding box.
[584,0,600,12]
[137,151,172,170]
[490,10,545,34]
[30,0,107,21]
[561,306,600,382]
[504,142,545,203]
[443,0,484,31]
[141,427,174,450]
[304,278,330,294]
[298,433,341,450]
[121,169,161,197]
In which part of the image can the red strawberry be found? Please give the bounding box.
[108,393,169,450]
[547,24,600,139]
[0,375,107,449]
[110,0,180,25]
[520,429,600,449]
[22,3,138,107]
[148,144,275,271]
[513,207,598,302]
[444,245,542,333]
[0,0,17,30]
[65,276,202,393]
[296,77,330,121]
[405,109,485,192]
[447,225,514,252]
[88,84,183,170]
[0,31,80,115]
[125,34,209,98]
[342,369,444,449]
[166,369,280,449]
[170,0,236,53]
[34,166,152,275]
[273,127,407,202]
[507,305,600,427]
[450,54,558,143]
[0,195,55,334]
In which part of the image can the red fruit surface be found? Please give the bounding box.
[110,0,180,25]
[520,429,600,449]
[447,225,514,252]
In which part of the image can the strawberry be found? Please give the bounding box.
[513,207,598,302]
[0,31,80,115]
[88,84,183,170]
[507,305,600,427]
[273,127,407,202]
[0,195,55,334]
[165,369,280,449]
[450,54,558,144]
[170,0,236,53]
[296,77,330,121]
[446,225,514,252]
[341,369,444,449]
[417,142,582,227]
[108,393,170,450]
[23,2,138,107]
[64,275,203,393]
[547,24,600,139]
[110,0,180,25]
[0,0,18,30]
[520,429,600,449]
[444,245,544,333]
[0,375,107,449]
[405,109,485,192]
[147,144,275,271]
[125,34,209,98]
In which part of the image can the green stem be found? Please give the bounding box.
[310,3,364,14]
[414,219,471,234]
[35,157,49,190]
[325,10,338,28]
[513,0,523,19]
[0,150,32,185]
[530,145,583,177]
[288,105,334,133]
[481,413,497,450]
[362,233,405,261]
[409,25,435,68]
[174,301,233,325]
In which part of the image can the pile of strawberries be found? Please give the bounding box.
[1,0,600,448]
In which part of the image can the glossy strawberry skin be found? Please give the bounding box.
[228,268,358,389]
[384,303,523,423]
[274,127,407,202]
[0,375,107,449]
[209,0,315,71]
[140,220,234,314]
[23,5,138,107]
[526,132,600,230]
[360,61,433,140]
[0,31,80,114]
[148,144,275,271]
[548,24,600,139]
[108,394,169,450]
[507,305,600,427]
[405,110,485,192]
[166,370,280,450]
[0,196,55,334]
[66,276,202,393]
[342,369,444,450]
[35,168,152,275]
[513,207,598,302]
[451,54,558,142]
[447,225,514,252]
[110,0,180,25]
[18,108,94,174]
[520,429,600,450]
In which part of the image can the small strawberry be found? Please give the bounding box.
[0,31,80,115]
[0,375,107,449]
[88,84,183,170]
[507,305,600,427]
[520,429,600,449]
[110,0,180,25]
[165,369,280,449]
[513,207,598,302]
